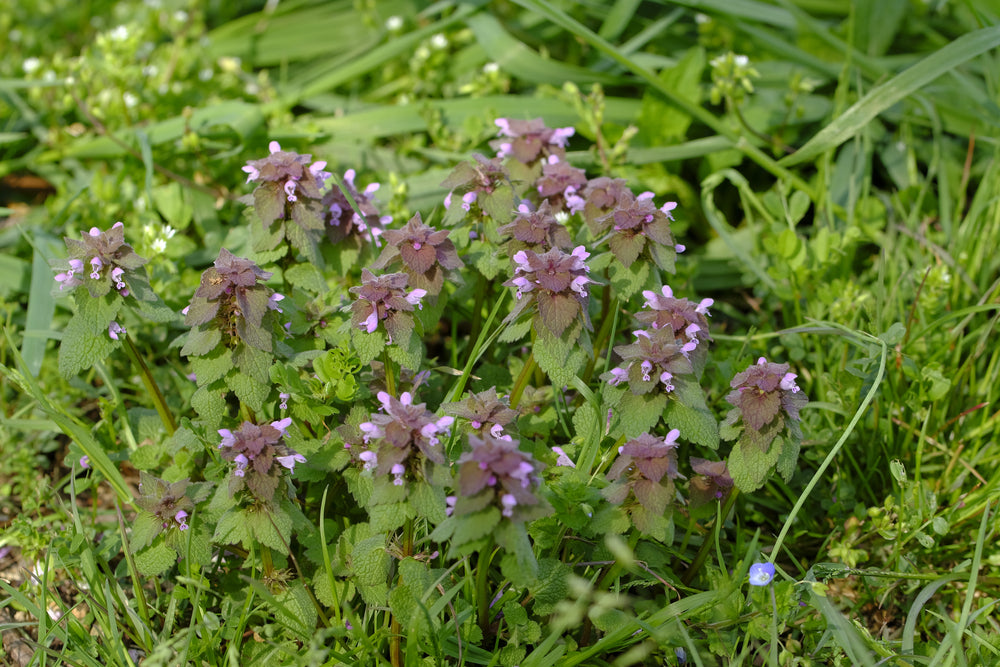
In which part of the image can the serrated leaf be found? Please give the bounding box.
[131,512,164,550]
[497,521,538,588]
[409,481,447,524]
[369,501,413,533]
[191,382,228,428]
[214,507,251,547]
[664,397,719,450]
[350,326,386,365]
[285,262,327,293]
[387,330,422,372]
[497,316,532,343]
[611,392,667,439]
[728,439,781,493]
[189,347,233,387]
[180,326,222,358]
[225,370,269,413]
[607,257,649,300]
[532,323,585,388]
[134,541,177,577]
[247,505,293,551]
[351,535,390,587]
[452,507,501,548]
[272,581,317,641]
[58,293,123,377]
[530,558,569,616]
[232,342,273,384]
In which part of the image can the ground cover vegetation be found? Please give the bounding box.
[1,0,999,665]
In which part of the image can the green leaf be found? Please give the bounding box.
[190,382,228,428]
[664,387,719,450]
[285,262,327,294]
[225,370,270,413]
[530,558,570,616]
[781,24,1000,166]
[610,391,667,439]
[351,535,390,587]
[232,342,273,384]
[387,329,423,373]
[189,347,233,387]
[369,502,413,533]
[272,581,317,641]
[247,504,293,551]
[607,255,650,300]
[498,520,538,588]
[351,326,386,365]
[58,293,123,378]
[180,326,222,358]
[23,246,58,377]
[131,512,164,550]
[409,481,447,524]
[728,439,782,493]
[214,507,251,547]
[134,541,177,577]
[532,323,585,388]
[451,507,501,549]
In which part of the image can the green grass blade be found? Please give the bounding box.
[781,24,1000,166]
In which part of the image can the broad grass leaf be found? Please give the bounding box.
[780,24,1000,167]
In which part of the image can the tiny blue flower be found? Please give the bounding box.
[748,562,775,586]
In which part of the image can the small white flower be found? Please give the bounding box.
[152,238,167,254]
[123,92,139,108]
[385,16,403,31]
[482,62,499,74]
[110,25,130,41]
[430,33,448,50]
[23,57,41,74]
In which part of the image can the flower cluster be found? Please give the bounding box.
[324,169,391,247]
[242,141,331,262]
[503,245,596,337]
[349,269,427,343]
[443,387,519,438]
[491,117,574,164]
[497,200,572,252]
[218,419,304,503]
[370,213,463,295]
[182,249,284,354]
[454,431,547,522]
[604,326,695,395]
[595,190,678,270]
[54,221,147,298]
[441,153,511,220]
[576,176,634,233]
[604,431,683,535]
[723,357,806,442]
[688,458,734,508]
[242,141,330,214]
[134,474,197,538]
[635,285,714,371]
[721,357,808,492]
[536,155,587,212]
[356,391,454,484]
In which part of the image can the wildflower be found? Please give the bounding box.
[370,213,463,295]
[279,392,289,410]
[385,15,403,31]
[551,446,575,468]
[748,562,775,586]
[134,473,204,545]
[440,153,511,222]
[454,431,548,522]
[491,118,574,163]
[54,221,148,299]
[604,430,683,518]
[596,190,678,269]
[79,455,90,469]
[688,458,734,507]
[497,200,573,251]
[349,269,426,343]
[182,249,281,355]
[535,155,587,211]
[636,285,713,371]
[242,141,330,207]
[108,321,125,340]
[503,245,597,337]
[442,387,518,436]
[174,510,189,531]
[358,391,453,479]
[391,463,406,486]
[216,420,307,503]
[324,169,390,247]
[604,326,695,395]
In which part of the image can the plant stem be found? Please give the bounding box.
[476,542,498,641]
[382,348,396,397]
[682,488,740,585]
[122,332,177,436]
[509,353,536,410]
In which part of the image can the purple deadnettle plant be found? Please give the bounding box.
[323,169,391,248]
[604,430,684,539]
[596,190,679,271]
[182,249,285,355]
[440,153,512,224]
[349,269,426,344]
[635,285,714,373]
[217,419,305,503]
[242,141,332,263]
[497,200,573,252]
[370,212,463,295]
[356,391,454,484]
[490,117,574,164]
[54,221,148,298]
[722,357,809,492]
[443,387,519,438]
[503,245,597,338]
[454,430,548,523]
[604,326,696,396]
